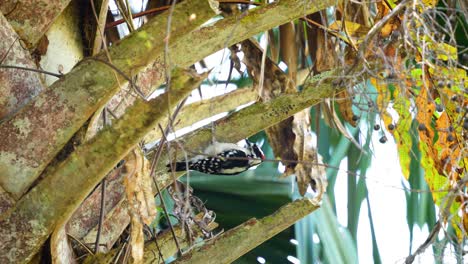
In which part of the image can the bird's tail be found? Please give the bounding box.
[167,161,190,172]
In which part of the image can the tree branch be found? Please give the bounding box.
[0,69,206,263]
[174,198,319,264]
[84,219,218,264]
[0,0,71,47]
[144,88,257,143]
[0,0,213,199]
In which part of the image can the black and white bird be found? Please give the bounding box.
[167,141,265,175]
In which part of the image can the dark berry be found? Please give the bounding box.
[447,81,452,88]
[451,95,458,101]
[388,124,395,130]
[464,121,468,130]
[437,81,444,88]
[455,106,461,113]
[368,101,374,108]
[418,124,427,131]
[448,126,454,132]
[436,104,444,112]
[352,115,359,121]
[447,134,455,142]
[379,136,388,143]
[374,124,381,131]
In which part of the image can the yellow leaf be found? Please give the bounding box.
[328,20,370,44]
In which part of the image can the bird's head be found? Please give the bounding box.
[246,140,265,165]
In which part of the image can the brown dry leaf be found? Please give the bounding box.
[306,12,338,73]
[123,149,157,263]
[280,22,298,83]
[292,110,327,198]
[241,39,295,100]
[124,149,157,224]
[241,38,298,171]
[266,118,298,175]
[375,1,401,38]
[336,90,357,127]
[463,203,468,233]
[328,20,370,44]
[129,216,145,264]
[51,225,76,264]
[328,98,362,149]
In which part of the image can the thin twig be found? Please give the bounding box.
[104,0,262,29]
[146,227,165,263]
[106,6,171,29]
[342,0,358,52]
[121,237,131,264]
[404,221,442,264]
[219,0,261,5]
[89,0,129,105]
[0,65,62,78]
[111,236,130,264]
[148,98,189,257]
[258,33,268,98]
[91,0,110,55]
[115,0,135,31]
[67,234,94,256]
[3,1,19,17]
[350,0,411,73]
[0,37,18,64]
[167,148,452,194]
[94,178,107,253]
[163,0,178,94]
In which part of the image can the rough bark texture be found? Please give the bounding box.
[174,198,319,264]
[66,167,126,241]
[0,12,44,214]
[0,70,205,263]
[0,12,44,122]
[0,0,213,199]
[0,0,72,48]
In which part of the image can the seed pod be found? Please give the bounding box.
[379,136,388,143]
[447,134,455,142]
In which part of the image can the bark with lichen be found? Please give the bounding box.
[0,69,206,263]
[0,0,341,262]
[174,198,319,264]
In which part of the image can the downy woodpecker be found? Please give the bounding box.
[167,141,265,175]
